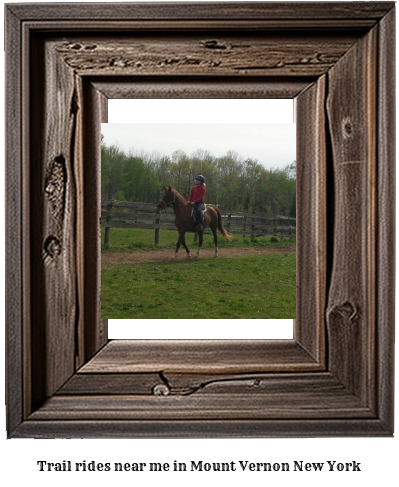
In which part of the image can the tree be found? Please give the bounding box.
[214,150,244,209]
[121,156,146,201]
[100,134,296,216]
[101,143,125,200]
[242,158,264,211]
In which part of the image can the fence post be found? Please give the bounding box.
[251,217,255,238]
[243,216,247,238]
[155,189,160,245]
[104,201,112,246]
[251,204,255,239]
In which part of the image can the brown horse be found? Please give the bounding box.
[157,186,231,258]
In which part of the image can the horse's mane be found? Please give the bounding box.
[171,188,188,205]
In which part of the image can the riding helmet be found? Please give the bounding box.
[195,175,205,183]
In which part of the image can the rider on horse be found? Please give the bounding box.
[187,175,206,230]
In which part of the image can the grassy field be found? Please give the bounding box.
[101,253,296,319]
[101,227,296,252]
[101,228,296,319]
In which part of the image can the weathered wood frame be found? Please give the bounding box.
[5,2,395,438]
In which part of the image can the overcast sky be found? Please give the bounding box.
[101,123,296,169]
[102,99,295,170]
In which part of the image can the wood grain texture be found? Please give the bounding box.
[295,76,326,363]
[30,36,79,408]
[34,371,374,422]
[79,340,320,374]
[58,372,163,396]
[5,4,24,436]
[13,417,391,439]
[326,26,377,405]
[92,78,311,99]
[7,2,394,22]
[54,33,360,78]
[5,2,395,438]
[81,81,108,362]
[375,6,396,431]
[59,371,358,398]
[30,392,371,421]
[98,88,109,359]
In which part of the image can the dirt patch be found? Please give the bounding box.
[101,245,296,268]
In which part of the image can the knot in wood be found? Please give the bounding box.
[44,236,61,258]
[343,119,353,137]
[152,383,170,396]
[44,180,56,197]
[201,39,227,50]
[46,156,66,194]
[339,301,358,321]
[328,301,359,323]
[83,44,97,51]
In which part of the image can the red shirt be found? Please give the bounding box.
[188,185,206,203]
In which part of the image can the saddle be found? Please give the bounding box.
[191,206,207,223]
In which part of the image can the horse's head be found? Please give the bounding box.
[156,186,175,209]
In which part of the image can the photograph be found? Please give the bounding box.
[101,121,296,321]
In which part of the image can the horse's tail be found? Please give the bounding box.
[212,206,232,241]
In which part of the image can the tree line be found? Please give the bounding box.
[101,135,296,217]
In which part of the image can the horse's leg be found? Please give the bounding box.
[211,221,219,257]
[172,230,191,259]
[196,230,204,257]
[180,232,192,258]
[172,230,186,259]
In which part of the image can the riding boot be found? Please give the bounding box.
[194,203,204,230]
[196,210,203,230]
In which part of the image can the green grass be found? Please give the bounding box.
[101,254,296,319]
[101,227,296,252]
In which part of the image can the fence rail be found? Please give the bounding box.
[101,200,296,245]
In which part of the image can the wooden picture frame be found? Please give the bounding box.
[5,2,395,438]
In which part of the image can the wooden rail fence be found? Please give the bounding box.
[101,200,296,245]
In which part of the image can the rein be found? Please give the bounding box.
[160,190,189,209]
[159,193,175,208]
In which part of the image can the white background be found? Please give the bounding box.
[106,98,295,340]
[108,100,295,339]
[1,1,398,486]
